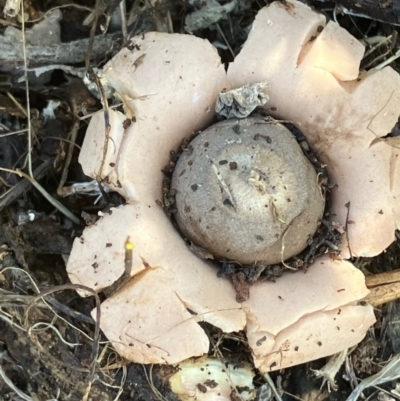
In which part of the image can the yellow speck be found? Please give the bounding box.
[125,239,135,251]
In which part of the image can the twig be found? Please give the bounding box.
[366,270,400,287]
[344,201,352,258]
[364,46,395,70]
[30,321,80,347]
[103,237,134,297]
[0,167,80,224]
[58,118,80,189]
[119,0,128,42]
[0,128,29,137]
[85,0,108,70]
[216,23,235,59]
[85,67,112,201]
[6,92,28,118]
[0,312,26,331]
[0,35,119,73]
[45,296,95,324]
[0,159,52,211]
[21,0,33,177]
[363,35,392,59]
[144,365,168,401]
[374,48,400,70]
[263,372,283,401]
[348,14,364,38]
[365,270,400,307]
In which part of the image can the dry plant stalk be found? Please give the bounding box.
[365,270,400,306]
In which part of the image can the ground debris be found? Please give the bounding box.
[0,268,110,400]
[185,0,236,32]
[216,82,270,119]
[1,0,400,399]
[0,34,120,73]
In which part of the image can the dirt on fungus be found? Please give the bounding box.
[1,0,400,400]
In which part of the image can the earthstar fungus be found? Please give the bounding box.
[68,0,400,372]
[168,357,256,401]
